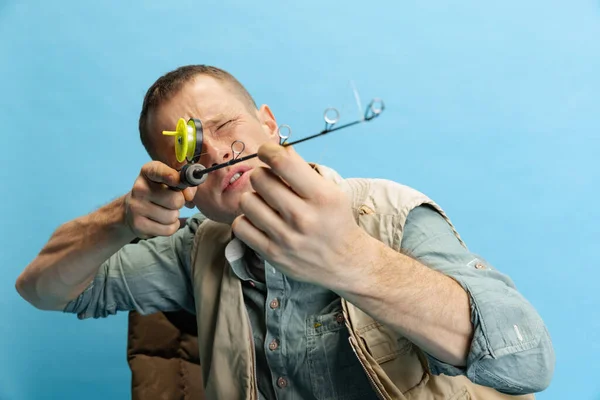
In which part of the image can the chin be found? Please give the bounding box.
[201,182,254,225]
[199,203,241,226]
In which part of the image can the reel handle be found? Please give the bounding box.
[170,163,208,191]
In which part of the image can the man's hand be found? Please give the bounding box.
[125,161,197,239]
[232,143,367,289]
[232,144,475,368]
[16,160,197,311]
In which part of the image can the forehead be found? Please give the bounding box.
[153,75,242,124]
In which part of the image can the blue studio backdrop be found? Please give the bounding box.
[1,1,598,399]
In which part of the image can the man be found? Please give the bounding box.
[16,65,554,399]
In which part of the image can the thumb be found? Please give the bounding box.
[182,186,197,203]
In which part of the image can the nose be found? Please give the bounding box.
[201,136,232,167]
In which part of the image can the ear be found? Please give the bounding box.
[257,104,279,143]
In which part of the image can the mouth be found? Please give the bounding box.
[222,165,253,193]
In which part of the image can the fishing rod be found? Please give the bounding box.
[162,98,385,188]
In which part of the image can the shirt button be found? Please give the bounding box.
[475,263,486,270]
[269,298,279,309]
[248,281,256,287]
[268,339,279,351]
[277,377,288,388]
[335,313,345,323]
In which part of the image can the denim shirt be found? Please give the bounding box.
[224,237,379,400]
[64,205,554,397]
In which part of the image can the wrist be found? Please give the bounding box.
[120,193,139,239]
[329,228,385,296]
[87,194,138,243]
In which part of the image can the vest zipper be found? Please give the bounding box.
[349,336,386,400]
[245,311,259,400]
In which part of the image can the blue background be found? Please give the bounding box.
[1,1,598,399]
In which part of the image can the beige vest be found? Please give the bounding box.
[190,165,535,400]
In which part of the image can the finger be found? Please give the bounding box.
[232,215,271,257]
[182,186,197,203]
[127,208,181,238]
[257,143,325,199]
[127,195,181,225]
[142,161,181,187]
[136,216,181,237]
[142,180,186,210]
[249,167,303,219]
[239,191,287,240]
[141,203,180,225]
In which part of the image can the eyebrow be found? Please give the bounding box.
[199,112,230,128]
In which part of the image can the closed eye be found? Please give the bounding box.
[216,120,233,131]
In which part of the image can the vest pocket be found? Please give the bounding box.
[306,310,380,400]
[357,323,428,393]
[449,387,470,400]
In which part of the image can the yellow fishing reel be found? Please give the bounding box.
[162,118,204,163]
[162,118,208,187]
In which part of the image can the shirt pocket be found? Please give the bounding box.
[306,310,379,400]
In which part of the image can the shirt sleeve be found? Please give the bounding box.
[62,213,205,319]
[400,205,555,395]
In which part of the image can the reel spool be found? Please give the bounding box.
[162,118,206,188]
[162,118,203,163]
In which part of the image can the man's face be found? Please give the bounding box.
[147,75,280,224]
